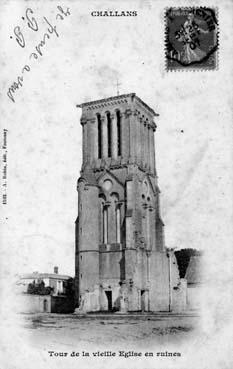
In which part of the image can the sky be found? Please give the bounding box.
[0,0,232,280]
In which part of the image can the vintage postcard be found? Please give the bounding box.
[0,1,233,369]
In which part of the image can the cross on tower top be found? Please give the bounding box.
[116,79,121,96]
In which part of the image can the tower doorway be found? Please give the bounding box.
[43,299,48,312]
[141,290,146,312]
[105,291,112,311]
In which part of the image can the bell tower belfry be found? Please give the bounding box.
[75,93,186,313]
[78,93,157,174]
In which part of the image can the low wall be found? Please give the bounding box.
[19,294,52,313]
[187,284,201,310]
[172,278,187,312]
[18,294,74,313]
[51,296,75,313]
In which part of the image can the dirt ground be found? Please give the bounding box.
[21,312,200,349]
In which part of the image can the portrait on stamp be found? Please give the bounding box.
[165,7,218,70]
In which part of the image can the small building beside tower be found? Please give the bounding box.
[17,267,74,313]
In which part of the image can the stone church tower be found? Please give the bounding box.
[75,93,186,312]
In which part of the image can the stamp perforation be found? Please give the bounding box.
[164,6,219,72]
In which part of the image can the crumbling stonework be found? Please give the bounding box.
[75,93,186,313]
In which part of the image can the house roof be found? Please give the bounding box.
[185,256,202,284]
[20,272,72,281]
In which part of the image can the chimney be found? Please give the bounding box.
[54,266,58,274]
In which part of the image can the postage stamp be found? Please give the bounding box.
[165,7,219,71]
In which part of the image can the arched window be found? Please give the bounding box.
[116,206,121,243]
[99,194,106,244]
[107,112,112,157]
[97,113,102,159]
[116,110,121,156]
[103,205,108,244]
[109,192,120,244]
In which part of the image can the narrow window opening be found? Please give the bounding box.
[103,206,108,244]
[107,112,112,157]
[116,206,121,243]
[97,114,102,159]
[116,110,121,156]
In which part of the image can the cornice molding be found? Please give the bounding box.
[77,92,159,117]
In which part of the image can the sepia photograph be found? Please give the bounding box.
[0,1,233,369]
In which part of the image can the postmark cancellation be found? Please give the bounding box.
[165,7,219,71]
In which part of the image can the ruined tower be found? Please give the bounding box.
[75,93,186,312]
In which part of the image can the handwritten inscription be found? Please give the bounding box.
[2,129,8,205]
[7,6,71,103]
